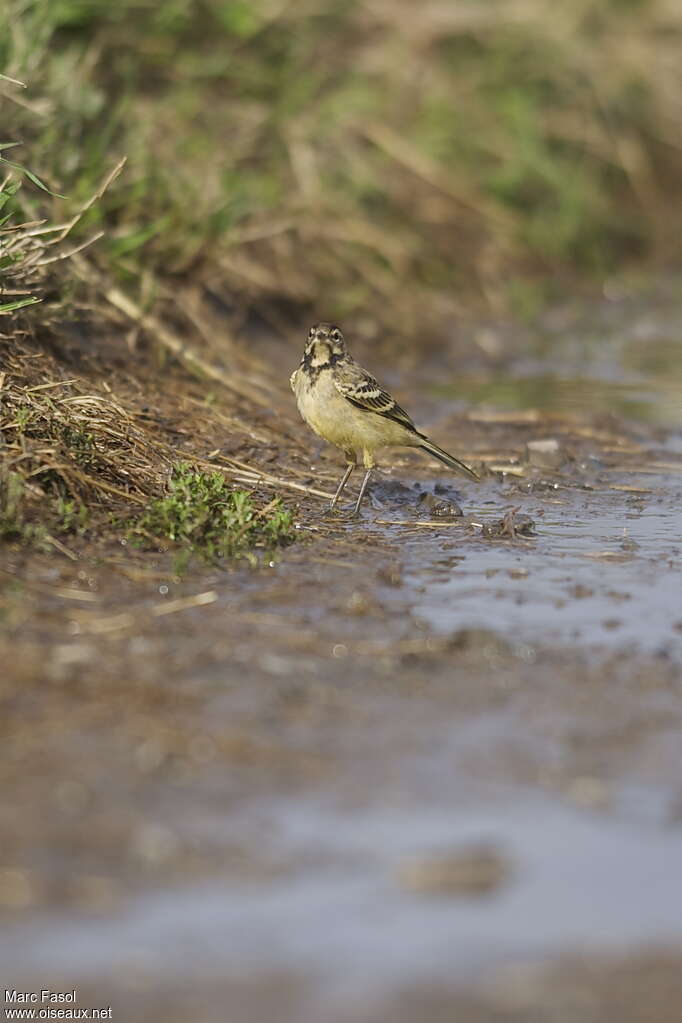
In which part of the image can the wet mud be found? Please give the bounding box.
[1,284,682,1022]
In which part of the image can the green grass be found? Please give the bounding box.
[0,469,88,547]
[2,0,682,334]
[130,462,295,562]
[54,496,89,534]
[0,471,48,548]
[0,471,28,539]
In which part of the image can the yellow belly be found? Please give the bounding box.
[292,367,412,461]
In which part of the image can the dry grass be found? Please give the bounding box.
[0,159,125,316]
[0,339,168,548]
[0,330,333,558]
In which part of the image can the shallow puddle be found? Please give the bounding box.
[406,479,682,660]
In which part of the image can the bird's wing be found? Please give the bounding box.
[333,359,419,434]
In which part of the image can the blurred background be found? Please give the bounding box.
[3,0,682,336]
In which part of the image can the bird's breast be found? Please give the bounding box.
[293,365,416,456]
[293,370,357,448]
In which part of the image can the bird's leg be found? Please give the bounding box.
[352,467,373,516]
[329,461,355,511]
[352,450,376,516]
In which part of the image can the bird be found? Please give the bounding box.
[290,322,479,514]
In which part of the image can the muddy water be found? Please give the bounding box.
[409,483,682,658]
[2,287,682,1022]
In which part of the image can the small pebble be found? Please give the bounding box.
[526,438,564,469]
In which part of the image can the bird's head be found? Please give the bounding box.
[303,322,346,368]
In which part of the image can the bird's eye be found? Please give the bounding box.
[331,329,341,341]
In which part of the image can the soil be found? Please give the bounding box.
[1,282,682,1022]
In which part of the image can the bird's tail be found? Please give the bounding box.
[418,437,480,481]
